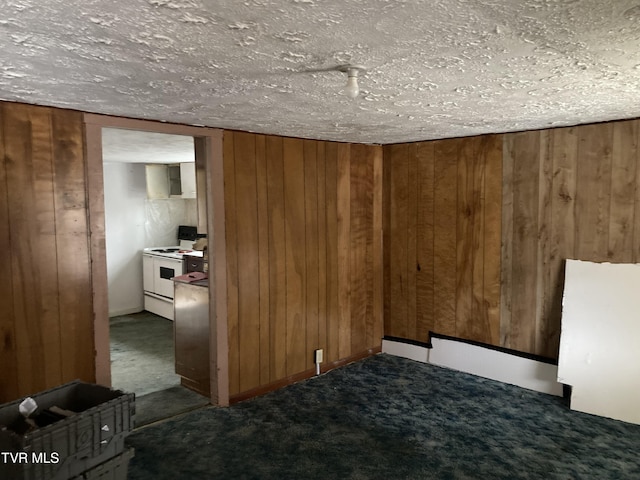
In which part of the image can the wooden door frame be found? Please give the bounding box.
[84,114,229,406]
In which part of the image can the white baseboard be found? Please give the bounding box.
[382,337,564,397]
[382,339,429,363]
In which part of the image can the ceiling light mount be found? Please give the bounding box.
[337,64,366,99]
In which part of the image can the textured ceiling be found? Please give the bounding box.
[1,0,640,144]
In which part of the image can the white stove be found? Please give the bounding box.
[143,244,204,260]
[143,227,203,320]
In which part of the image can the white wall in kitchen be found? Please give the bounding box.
[104,163,199,317]
[104,162,147,316]
[145,198,198,247]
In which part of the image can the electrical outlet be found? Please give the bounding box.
[314,349,324,364]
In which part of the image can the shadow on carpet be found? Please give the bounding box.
[134,386,210,428]
[126,354,640,479]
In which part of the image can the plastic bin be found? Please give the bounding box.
[0,381,134,480]
[72,448,134,480]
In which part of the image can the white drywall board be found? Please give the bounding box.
[382,338,563,396]
[382,339,429,363]
[427,337,563,396]
[558,260,640,425]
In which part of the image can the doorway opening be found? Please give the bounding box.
[84,114,229,425]
[102,127,209,425]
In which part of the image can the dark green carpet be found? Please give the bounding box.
[126,354,640,479]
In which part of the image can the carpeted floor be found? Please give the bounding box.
[125,353,640,479]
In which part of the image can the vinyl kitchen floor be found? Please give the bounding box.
[110,311,210,427]
[110,311,181,397]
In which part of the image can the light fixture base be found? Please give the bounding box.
[336,64,366,74]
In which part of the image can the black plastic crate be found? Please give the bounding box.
[72,448,134,480]
[0,381,134,480]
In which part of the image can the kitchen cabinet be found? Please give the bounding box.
[173,279,210,396]
[180,162,197,198]
[145,163,196,199]
[145,164,170,199]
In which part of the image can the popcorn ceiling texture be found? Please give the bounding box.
[1,0,639,144]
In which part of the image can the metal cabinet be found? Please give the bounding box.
[173,281,210,396]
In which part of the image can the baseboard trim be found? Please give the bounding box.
[229,346,382,405]
[427,331,557,365]
[382,336,563,397]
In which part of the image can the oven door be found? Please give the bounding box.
[153,257,184,299]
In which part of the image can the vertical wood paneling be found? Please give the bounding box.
[456,139,474,339]
[388,144,409,338]
[0,106,19,400]
[223,132,240,395]
[31,110,61,387]
[433,140,458,337]
[316,142,328,356]
[470,137,487,343]
[387,120,640,360]
[500,136,514,347]
[510,131,540,353]
[609,121,637,262]
[224,133,381,397]
[500,120,640,359]
[350,144,373,353]
[535,131,553,357]
[483,135,502,346]
[255,135,271,385]
[266,136,287,381]
[385,135,502,349]
[283,138,307,375]
[51,110,92,382]
[406,144,418,339]
[382,146,392,335]
[547,127,578,358]
[336,144,351,359]
[372,146,384,346]
[575,124,613,262]
[1,102,93,402]
[324,142,340,363]
[415,143,435,342]
[234,132,261,391]
[304,140,319,370]
[5,105,47,394]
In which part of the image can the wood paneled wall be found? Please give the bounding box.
[502,120,640,358]
[0,102,94,402]
[385,119,640,360]
[383,136,502,346]
[223,131,383,397]
[4,100,638,403]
